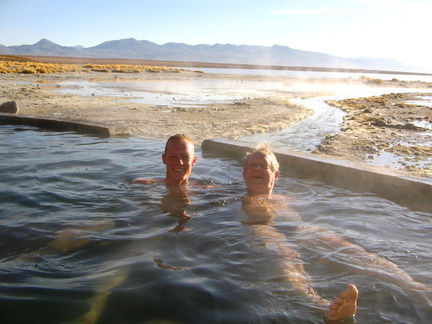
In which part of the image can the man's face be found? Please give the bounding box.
[162,140,197,186]
[243,151,279,196]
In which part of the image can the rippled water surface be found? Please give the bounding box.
[1,126,431,323]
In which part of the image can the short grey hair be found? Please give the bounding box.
[243,142,279,172]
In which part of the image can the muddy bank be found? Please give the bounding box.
[0,72,312,143]
[315,92,432,176]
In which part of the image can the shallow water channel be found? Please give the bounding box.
[54,73,432,155]
[56,77,278,107]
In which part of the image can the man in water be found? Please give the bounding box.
[48,135,200,322]
[241,142,358,322]
[132,134,198,186]
[49,134,198,252]
[242,142,432,322]
[131,133,198,232]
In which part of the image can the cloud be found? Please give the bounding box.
[270,8,348,16]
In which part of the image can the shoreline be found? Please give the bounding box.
[0,71,313,143]
[1,66,431,178]
[16,55,432,76]
[314,93,432,176]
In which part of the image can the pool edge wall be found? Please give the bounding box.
[0,114,130,137]
[202,138,432,213]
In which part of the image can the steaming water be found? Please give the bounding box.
[1,125,431,323]
[240,84,432,152]
[48,69,432,172]
[55,78,281,107]
[242,95,345,152]
[52,70,432,154]
[198,67,432,83]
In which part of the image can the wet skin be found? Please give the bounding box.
[242,150,358,322]
[162,140,197,186]
[243,151,280,197]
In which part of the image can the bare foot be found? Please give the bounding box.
[326,284,358,322]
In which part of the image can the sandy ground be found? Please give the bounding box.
[1,70,431,178]
[0,72,312,141]
[315,92,432,176]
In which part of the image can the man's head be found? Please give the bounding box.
[243,142,280,196]
[162,134,198,186]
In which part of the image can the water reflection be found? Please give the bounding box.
[160,186,192,233]
[1,113,431,323]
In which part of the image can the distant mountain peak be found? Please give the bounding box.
[32,39,65,50]
[35,38,58,46]
[92,38,157,50]
[0,38,415,72]
[107,37,138,43]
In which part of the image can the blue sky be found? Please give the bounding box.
[1,0,431,69]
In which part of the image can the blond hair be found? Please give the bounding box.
[164,134,195,154]
[243,142,279,172]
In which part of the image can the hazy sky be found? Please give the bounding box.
[1,0,431,69]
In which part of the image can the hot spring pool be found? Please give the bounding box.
[0,125,431,323]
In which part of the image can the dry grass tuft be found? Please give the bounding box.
[0,57,189,74]
[359,75,384,84]
[0,55,37,62]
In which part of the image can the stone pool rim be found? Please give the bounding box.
[1,113,430,213]
[0,113,130,137]
[202,137,432,213]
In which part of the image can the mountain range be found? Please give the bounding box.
[0,38,415,72]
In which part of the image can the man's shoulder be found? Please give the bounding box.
[131,178,163,185]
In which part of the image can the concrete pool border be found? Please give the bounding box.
[202,137,432,213]
[0,113,130,137]
[1,114,430,213]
